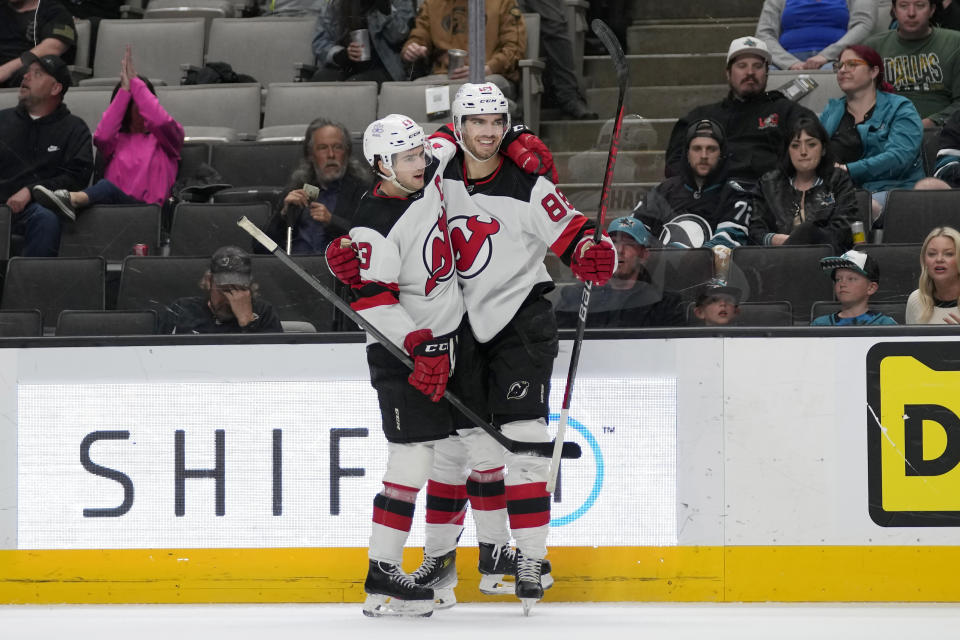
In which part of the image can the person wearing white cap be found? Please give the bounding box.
[812,248,897,325]
[664,35,817,184]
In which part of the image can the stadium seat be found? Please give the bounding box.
[854,243,922,303]
[205,18,315,87]
[687,300,793,327]
[377,82,464,122]
[249,255,339,331]
[854,189,873,235]
[143,0,236,27]
[810,301,906,325]
[0,88,18,110]
[1,257,106,329]
[0,205,11,263]
[767,70,844,114]
[520,12,546,134]
[116,256,208,321]
[168,201,272,255]
[260,82,379,138]
[156,84,262,142]
[55,309,159,336]
[730,244,834,324]
[58,204,162,262]
[209,141,302,190]
[62,87,113,136]
[882,190,960,244]
[70,19,92,81]
[646,247,715,299]
[922,127,940,176]
[82,18,205,87]
[0,310,42,337]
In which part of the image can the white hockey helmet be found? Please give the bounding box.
[452,83,511,158]
[363,114,429,192]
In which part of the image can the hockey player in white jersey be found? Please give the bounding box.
[348,114,465,618]
[416,83,617,613]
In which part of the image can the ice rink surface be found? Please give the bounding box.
[2,602,959,639]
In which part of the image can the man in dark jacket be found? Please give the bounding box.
[0,0,77,87]
[270,117,370,254]
[664,36,816,183]
[634,119,755,249]
[555,216,686,329]
[0,53,92,256]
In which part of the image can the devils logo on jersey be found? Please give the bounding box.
[448,214,501,278]
[423,208,456,295]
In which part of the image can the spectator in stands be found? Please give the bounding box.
[932,107,960,185]
[820,44,924,215]
[163,246,283,334]
[269,118,370,254]
[0,53,92,256]
[32,46,184,221]
[933,0,960,29]
[0,0,77,88]
[812,249,898,324]
[311,0,415,83]
[905,226,960,323]
[516,0,597,120]
[749,115,859,253]
[665,37,816,182]
[863,0,960,128]
[555,216,686,328]
[263,0,323,17]
[634,119,755,250]
[402,0,525,99]
[692,284,742,326]
[756,0,875,70]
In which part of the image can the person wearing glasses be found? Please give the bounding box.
[863,0,960,129]
[819,44,924,218]
[755,0,875,71]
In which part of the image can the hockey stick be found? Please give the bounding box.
[237,217,581,460]
[546,19,628,493]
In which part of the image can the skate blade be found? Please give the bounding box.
[362,593,433,618]
[479,573,515,595]
[433,587,457,609]
[521,597,537,616]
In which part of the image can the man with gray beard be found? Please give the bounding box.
[273,117,371,254]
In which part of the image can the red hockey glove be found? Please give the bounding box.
[503,132,558,183]
[403,329,454,402]
[325,235,361,286]
[571,232,617,286]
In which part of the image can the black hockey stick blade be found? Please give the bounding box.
[591,19,628,96]
[236,217,582,460]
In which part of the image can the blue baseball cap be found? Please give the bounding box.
[607,216,653,246]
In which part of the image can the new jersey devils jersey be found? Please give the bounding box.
[349,156,464,349]
[441,154,590,342]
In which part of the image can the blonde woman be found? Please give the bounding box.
[905,226,960,324]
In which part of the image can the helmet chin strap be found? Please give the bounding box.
[377,167,418,194]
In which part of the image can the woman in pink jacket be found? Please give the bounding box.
[32,46,184,221]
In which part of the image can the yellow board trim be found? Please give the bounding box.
[2,546,960,604]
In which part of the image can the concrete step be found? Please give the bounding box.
[539,117,677,152]
[629,0,764,21]
[586,84,729,119]
[584,53,727,88]
[554,150,664,183]
[559,182,653,218]
[627,22,757,54]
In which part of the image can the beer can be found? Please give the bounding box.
[350,29,371,62]
[851,221,866,244]
[133,243,148,256]
[447,49,467,77]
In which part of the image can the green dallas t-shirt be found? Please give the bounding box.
[863,27,960,125]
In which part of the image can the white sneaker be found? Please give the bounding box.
[32,185,76,222]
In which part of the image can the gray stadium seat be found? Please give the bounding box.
[205,18,315,87]
[0,88,18,111]
[58,204,162,262]
[1,257,106,329]
[168,201,272,255]
[56,309,159,336]
[156,83,262,141]
[116,256,208,320]
[143,0,236,27]
[63,87,113,136]
[854,243,923,303]
[70,19,93,80]
[377,82,464,122]
[209,141,302,190]
[261,82,379,137]
[882,190,960,244]
[731,244,834,324]
[249,255,339,331]
[82,19,205,87]
[767,70,845,115]
[0,310,42,337]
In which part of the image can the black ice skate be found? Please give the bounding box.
[411,549,457,609]
[477,542,554,595]
[515,551,544,616]
[362,559,434,617]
